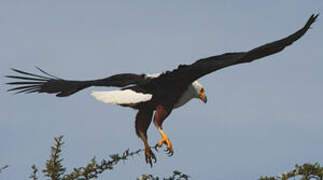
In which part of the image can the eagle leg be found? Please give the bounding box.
[144,142,156,167]
[155,127,174,156]
[153,104,174,156]
[135,108,156,167]
[139,131,156,167]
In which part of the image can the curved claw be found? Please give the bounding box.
[156,136,174,156]
[154,144,160,152]
[164,147,174,157]
[145,148,157,167]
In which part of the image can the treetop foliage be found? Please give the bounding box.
[1,136,321,180]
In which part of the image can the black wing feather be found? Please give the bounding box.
[11,68,51,80]
[6,68,147,97]
[35,66,61,79]
[6,75,48,81]
[7,85,40,92]
[158,14,319,84]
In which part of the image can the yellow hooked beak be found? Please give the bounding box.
[199,89,207,103]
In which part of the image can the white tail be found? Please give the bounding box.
[91,89,152,105]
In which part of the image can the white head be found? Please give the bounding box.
[173,80,207,108]
[192,81,207,103]
[162,80,207,109]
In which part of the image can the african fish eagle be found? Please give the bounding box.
[6,14,318,166]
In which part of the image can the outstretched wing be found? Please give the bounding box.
[6,67,147,97]
[157,14,319,84]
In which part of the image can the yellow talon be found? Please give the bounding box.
[157,136,173,149]
[156,127,174,155]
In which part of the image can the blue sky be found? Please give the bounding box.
[1,1,322,179]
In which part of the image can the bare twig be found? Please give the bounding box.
[0,165,9,174]
[63,148,143,179]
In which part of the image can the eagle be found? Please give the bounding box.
[6,14,318,166]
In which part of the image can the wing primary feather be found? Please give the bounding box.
[11,68,51,80]
[6,68,149,97]
[5,75,47,81]
[35,66,61,80]
[158,14,319,84]
[14,87,40,95]
[7,85,39,92]
[24,88,41,94]
[6,81,43,85]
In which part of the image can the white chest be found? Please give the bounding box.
[173,88,194,108]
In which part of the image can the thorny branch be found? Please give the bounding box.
[29,136,188,180]
[42,136,66,180]
[63,148,142,179]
